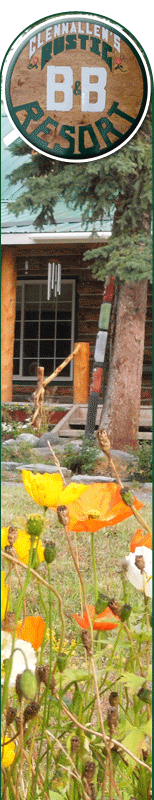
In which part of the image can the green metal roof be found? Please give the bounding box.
[1,106,113,235]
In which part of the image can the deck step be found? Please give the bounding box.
[52,404,152,440]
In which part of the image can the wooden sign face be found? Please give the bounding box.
[4,13,151,161]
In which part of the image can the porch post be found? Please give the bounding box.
[73,342,90,403]
[1,248,17,401]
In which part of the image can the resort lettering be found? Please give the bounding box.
[13,96,135,156]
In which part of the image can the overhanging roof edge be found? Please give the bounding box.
[1,231,111,246]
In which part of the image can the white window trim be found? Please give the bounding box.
[13,278,75,382]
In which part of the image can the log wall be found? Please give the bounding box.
[10,247,152,405]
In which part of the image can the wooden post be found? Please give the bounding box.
[73,342,90,403]
[1,248,17,401]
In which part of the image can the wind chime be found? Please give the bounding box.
[47,262,61,299]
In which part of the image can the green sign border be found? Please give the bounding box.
[4,12,151,162]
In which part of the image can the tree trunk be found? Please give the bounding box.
[1,248,17,401]
[100,279,148,450]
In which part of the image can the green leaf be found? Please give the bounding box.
[121,727,146,768]
[49,792,64,800]
[141,717,152,737]
[119,672,144,698]
[146,664,152,681]
[135,764,151,799]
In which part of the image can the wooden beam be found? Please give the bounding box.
[1,248,17,401]
[73,342,90,404]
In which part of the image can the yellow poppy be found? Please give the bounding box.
[59,482,86,506]
[1,737,15,768]
[1,527,44,566]
[1,571,9,621]
[22,470,63,508]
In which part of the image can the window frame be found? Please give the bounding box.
[13,278,75,381]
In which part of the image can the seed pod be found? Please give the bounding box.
[120,488,133,507]
[16,715,22,734]
[109,692,118,708]
[35,665,55,693]
[135,555,145,573]
[6,706,17,726]
[17,670,38,702]
[44,540,56,564]
[8,526,18,545]
[24,701,40,723]
[81,630,92,657]
[57,652,67,673]
[107,705,118,734]
[89,783,96,800]
[2,612,15,632]
[57,505,70,527]
[108,597,121,617]
[83,761,95,783]
[35,665,47,686]
[95,593,109,614]
[71,736,80,755]
[96,429,111,458]
[138,687,152,705]
[120,604,131,622]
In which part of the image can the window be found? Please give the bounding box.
[13,279,75,380]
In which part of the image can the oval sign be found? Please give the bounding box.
[4,12,151,162]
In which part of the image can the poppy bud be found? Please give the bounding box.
[97,429,111,457]
[89,783,96,800]
[44,540,56,564]
[95,593,109,614]
[16,670,38,702]
[35,665,56,693]
[57,652,67,673]
[16,715,22,734]
[71,736,80,755]
[57,505,70,527]
[35,665,46,685]
[109,692,118,708]
[135,555,145,573]
[24,701,40,723]
[120,604,131,621]
[83,761,95,783]
[26,514,44,539]
[8,526,18,545]
[120,488,133,507]
[6,706,17,726]
[108,598,121,617]
[107,705,118,734]
[137,687,152,705]
[2,612,15,632]
[81,630,92,657]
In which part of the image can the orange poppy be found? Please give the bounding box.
[130,529,152,553]
[64,482,143,533]
[16,615,45,651]
[74,604,120,631]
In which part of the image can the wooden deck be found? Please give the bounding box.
[52,404,152,440]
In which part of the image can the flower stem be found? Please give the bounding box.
[91,532,98,603]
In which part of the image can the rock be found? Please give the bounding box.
[35,431,59,448]
[2,439,16,446]
[16,464,71,478]
[111,449,135,461]
[70,475,115,483]
[16,433,38,445]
